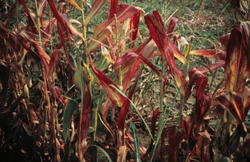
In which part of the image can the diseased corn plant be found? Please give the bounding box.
[0,0,250,161]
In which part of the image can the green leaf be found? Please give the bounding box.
[129,123,141,162]
[92,145,112,162]
[63,99,79,143]
[221,157,231,162]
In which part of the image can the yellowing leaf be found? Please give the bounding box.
[66,0,83,11]
[101,45,115,63]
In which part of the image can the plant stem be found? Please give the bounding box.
[81,1,88,64]
[158,56,164,131]
[179,45,190,127]
[34,0,41,46]
[160,57,164,112]
[49,7,53,53]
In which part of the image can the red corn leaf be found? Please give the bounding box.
[195,136,210,162]
[87,26,111,55]
[243,96,250,120]
[49,86,66,107]
[142,102,162,161]
[48,0,76,70]
[116,72,139,130]
[61,14,85,41]
[163,71,170,91]
[42,18,57,47]
[182,115,193,141]
[130,10,141,48]
[186,67,212,135]
[109,0,119,19]
[243,134,250,160]
[169,41,186,64]
[48,47,63,74]
[242,22,250,57]
[144,12,186,64]
[189,49,226,60]
[121,38,157,92]
[0,38,6,60]
[220,33,231,51]
[85,0,107,26]
[168,126,186,162]
[90,59,125,107]
[152,108,162,138]
[100,98,113,131]
[160,128,167,162]
[197,61,225,74]
[119,37,154,91]
[224,22,250,92]
[87,3,140,55]
[16,33,40,61]
[166,17,178,39]
[144,11,187,93]
[77,84,92,149]
[47,0,68,30]
[204,106,224,120]
[116,48,157,130]
[9,62,27,84]
[114,52,164,81]
[19,0,38,34]
[187,67,208,103]
[0,22,20,59]
[188,67,212,125]
[57,22,75,70]
[216,92,244,124]
[29,40,50,73]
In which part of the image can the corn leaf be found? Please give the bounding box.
[224,22,250,92]
[220,33,231,51]
[19,0,38,34]
[90,59,125,107]
[189,49,226,60]
[186,67,211,129]
[48,47,63,74]
[63,99,78,143]
[116,67,140,130]
[144,11,187,94]
[118,37,154,91]
[109,0,119,19]
[49,86,66,107]
[195,136,210,162]
[166,17,178,39]
[38,0,48,28]
[47,0,68,30]
[142,108,162,160]
[61,14,85,41]
[114,52,164,81]
[216,92,244,124]
[197,61,225,74]
[110,84,154,140]
[77,84,92,147]
[57,23,75,69]
[91,145,112,162]
[129,123,141,162]
[87,3,140,55]
[85,0,107,26]
[168,126,186,162]
[130,10,141,48]
[66,0,82,11]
